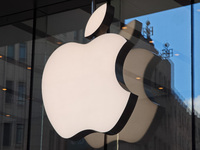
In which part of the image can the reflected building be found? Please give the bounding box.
[0,2,199,150]
[0,42,31,150]
[0,20,199,150]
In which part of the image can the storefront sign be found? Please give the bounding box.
[42,3,137,140]
[42,3,162,143]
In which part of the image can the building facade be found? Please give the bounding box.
[0,0,200,150]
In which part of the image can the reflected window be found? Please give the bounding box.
[3,123,12,146]
[16,124,24,144]
[18,82,26,104]
[6,80,14,103]
[19,43,27,63]
[7,45,15,59]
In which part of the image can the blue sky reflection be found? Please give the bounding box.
[125,3,200,113]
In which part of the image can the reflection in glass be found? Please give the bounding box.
[7,45,15,60]
[18,82,26,104]
[115,2,193,150]
[16,124,24,144]
[0,20,32,150]
[0,0,198,150]
[194,2,200,149]
[32,2,194,150]
[19,43,27,63]
[3,123,12,146]
[5,80,14,103]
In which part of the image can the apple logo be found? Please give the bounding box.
[41,3,138,140]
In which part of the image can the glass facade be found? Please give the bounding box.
[0,0,199,150]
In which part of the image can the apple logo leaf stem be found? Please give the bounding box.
[42,3,138,140]
[84,3,114,39]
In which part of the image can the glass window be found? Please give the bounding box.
[5,80,14,103]
[1,0,200,150]
[7,45,15,59]
[0,14,32,150]
[18,82,26,104]
[16,124,24,144]
[19,43,27,63]
[3,123,12,146]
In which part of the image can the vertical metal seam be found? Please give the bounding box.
[39,12,48,150]
[191,0,196,150]
[91,0,96,14]
[26,0,37,149]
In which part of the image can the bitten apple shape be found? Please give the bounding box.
[42,3,137,140]
[42,33,137,139]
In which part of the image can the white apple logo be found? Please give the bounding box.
[42,3,137,140]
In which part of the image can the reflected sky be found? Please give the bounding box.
[125,3,200,104]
